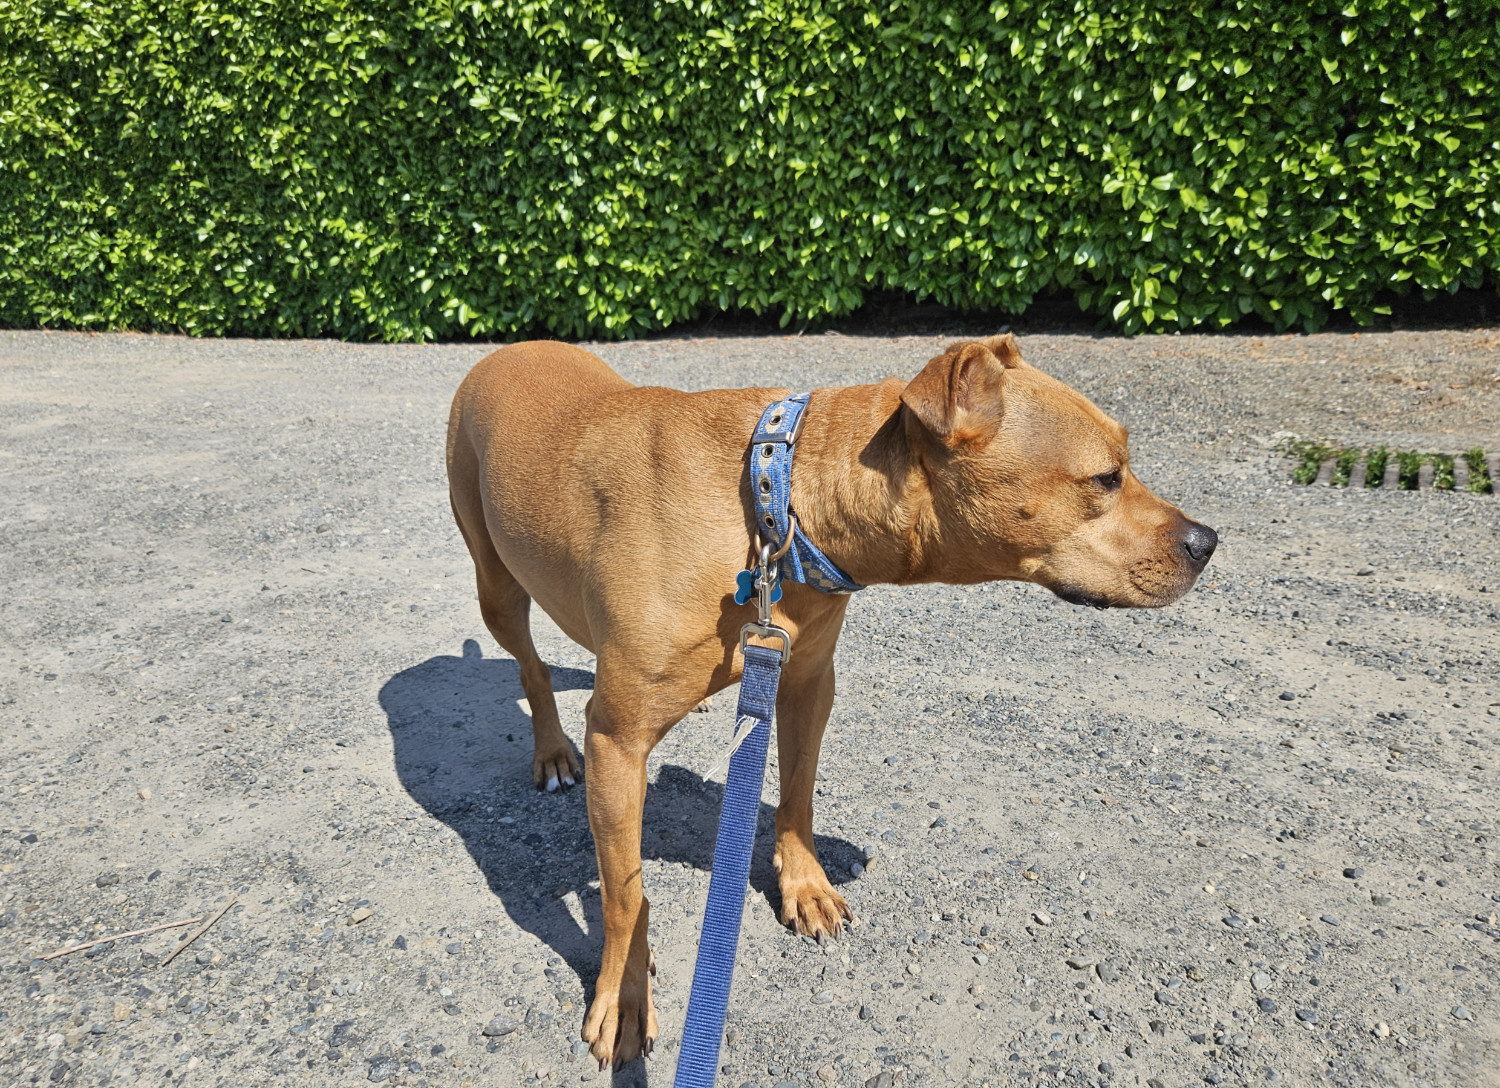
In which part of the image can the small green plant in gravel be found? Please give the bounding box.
[1431,454,1456,491]
[1283,440,1335,485]
[1363,446,1390,488]
[1331,447,1359,488]
[1396,450,1425,491]
[1465,448,1493,494]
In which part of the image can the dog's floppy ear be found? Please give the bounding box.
[900,334,1022,446]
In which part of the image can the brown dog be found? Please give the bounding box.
[445,334,1216,1068]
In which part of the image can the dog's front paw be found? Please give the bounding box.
[532,738,582,792]
[581,967,657,1069]
[774,851,853,941]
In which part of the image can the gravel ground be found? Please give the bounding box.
[1,327,1498,1088]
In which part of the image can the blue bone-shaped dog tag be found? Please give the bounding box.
[734,568,782,606]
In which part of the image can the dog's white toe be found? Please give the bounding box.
[546,774,560,792]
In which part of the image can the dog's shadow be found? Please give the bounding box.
[378,639,862,1083]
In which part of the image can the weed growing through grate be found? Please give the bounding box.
[1286,440,1334,484]
[1465,448,1493,494]
[1364,445,1390,488]
[1396,450,1425,490]
[1432,454,1456,490]
[1331,447,1358,487]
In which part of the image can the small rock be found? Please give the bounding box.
[1251,972,1271,991]
[1258,997,1277,1014]
[905,963,921,976]
[929,816,947,828]
[1342,867,1364,880]
[1154,989,1177,1006]
[89,1022,107,1035]
[865,1073,893,1088]
[1320,914,1340,926]
[858,1004,872,1021]
[112,1003,129,1022]
[1033,911,1052,926]
[481,1016,518,1037]
[1148,1078,1166,1088]
[367,1056,400,1082]
[1222,915,1244,929]
[445,941,463,955]
[974,953,989,966]
[1453,1005,1472,1021]
[392,935,407,950]
[1066,957,1095,970]
[1022,870,1039,881]
[1295,1009,1318,1024]
[1370,894,1391,906]
[1279,691,1296,701]
[1374,1022,1390,1038]
[849,862,864,878]
[1356,566,1375,576]
[811,990,834,1005]
[1096,961,1120,984]
[194,949,213,965]
[95,873,120,888]
[817,1065,836,1083]
[349,907,373,925]
[137,788,152,801]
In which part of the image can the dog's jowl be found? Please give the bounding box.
[445,334,1216,1068]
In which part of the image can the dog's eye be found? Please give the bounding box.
[1093,469,1122,492]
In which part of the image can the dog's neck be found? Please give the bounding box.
[790,380,941,587]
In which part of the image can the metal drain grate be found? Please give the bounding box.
[1281,442,1495,493]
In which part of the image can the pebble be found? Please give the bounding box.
[1453,1006,1472,1020]
[95,873,120,888]
[905,963,921,976]
[1258,998,1277,1014]
[446,941,464,955]
[858,1005,872,1021]
[482,1016,518,1037]
[1096,961,1120,984]
[392,935,408,950]
[367,1056,399,1082]
[349,907,373,925]
[1356,566,1375,576]
[865,1073,893,1088]
[811,990,834,1005]
[1279,691,1296,701]
[1320,914,1340,926]
[1222,915,1244,929]
[1066,957,1095,970]
[1032,911,1052,926]
[817,1065,837,1083]
[974,953,989,966]
[1251,972,1271,991]
[1154,989,1177,1006]
[1342,867,1364,880]
[1295,1009,1318,1024]
[137,788,152,801]
[1370,894,1391,906]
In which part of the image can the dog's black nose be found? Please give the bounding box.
[1181,522,1218,564]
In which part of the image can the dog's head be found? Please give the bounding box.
[898,334,1215,607]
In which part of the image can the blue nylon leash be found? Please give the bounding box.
[671,643,781,1088]
[673,394,861,1088]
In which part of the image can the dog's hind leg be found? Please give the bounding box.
[449,490,582,791]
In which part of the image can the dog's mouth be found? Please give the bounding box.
[1050,584,1115,610]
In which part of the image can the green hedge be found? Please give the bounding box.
[2,0,1496,340]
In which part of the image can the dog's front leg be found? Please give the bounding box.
[580,703,658,1069]
[772,654,854,941]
